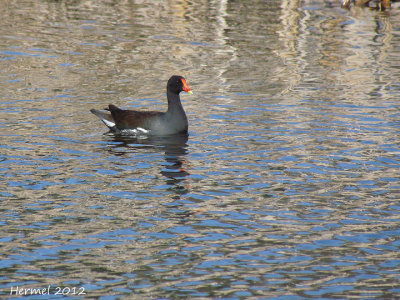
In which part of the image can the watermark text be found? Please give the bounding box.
[10,285,86,296]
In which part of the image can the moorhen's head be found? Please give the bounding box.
[168,75,193,95]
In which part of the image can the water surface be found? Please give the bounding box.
[1,0,400,299]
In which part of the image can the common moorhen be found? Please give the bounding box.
[90,75,193,135]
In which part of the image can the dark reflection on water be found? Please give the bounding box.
[1,0,400,299]
[106,132,190,191]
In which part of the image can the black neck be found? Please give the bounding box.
[167,91,185,114]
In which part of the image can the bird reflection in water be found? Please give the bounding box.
[104,132,190,194]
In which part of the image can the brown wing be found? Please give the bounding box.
[107,104,161,130]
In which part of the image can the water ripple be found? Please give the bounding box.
[1,0,400,299]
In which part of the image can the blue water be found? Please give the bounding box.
[1,0,400,299]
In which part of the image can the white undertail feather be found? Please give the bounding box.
[102,119,115,128]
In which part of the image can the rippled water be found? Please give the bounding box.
[1,0,400,299]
